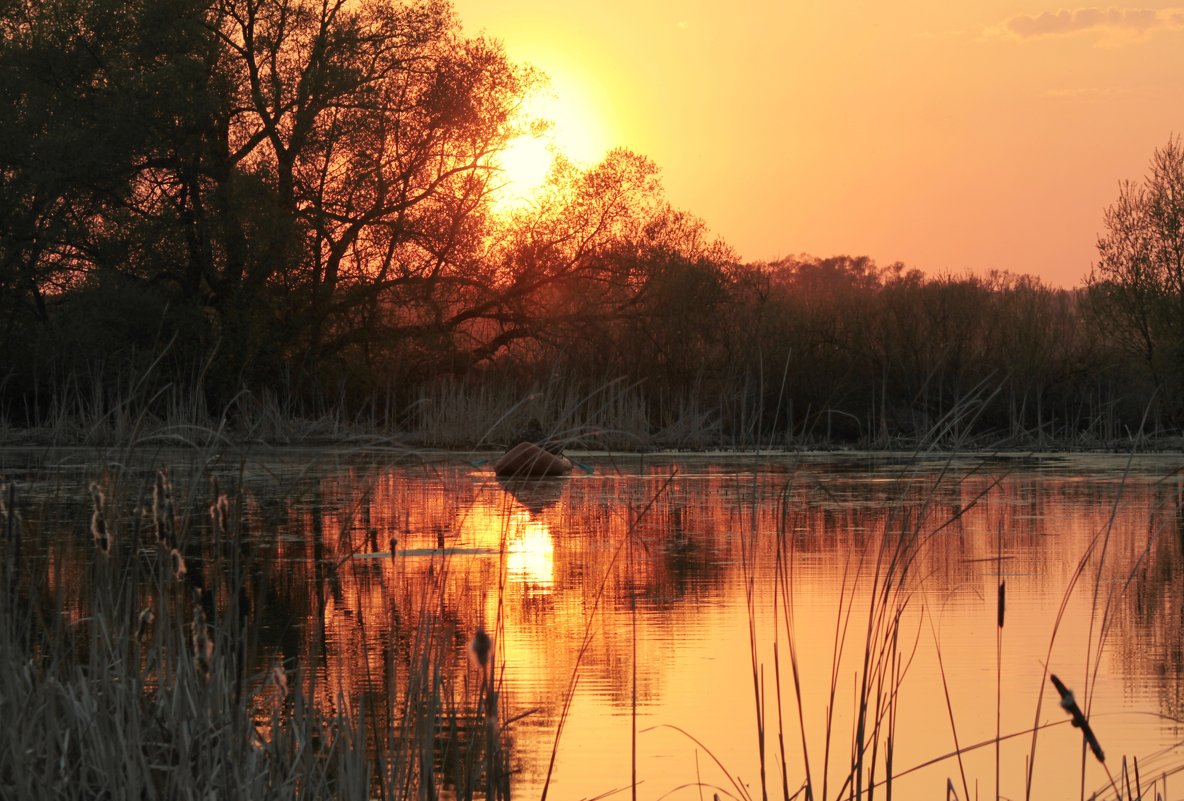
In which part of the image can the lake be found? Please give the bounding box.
[3,448,1182,800]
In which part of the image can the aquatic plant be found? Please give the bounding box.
[0,463,514,801]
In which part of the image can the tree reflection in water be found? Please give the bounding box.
[8,451,1184,799]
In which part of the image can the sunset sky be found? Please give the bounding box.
[455,1,1184,288]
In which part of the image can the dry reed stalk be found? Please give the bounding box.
[1021,439,1155,801]
[3,482,19,608]
[772,481,816,801]
[539,472,677,801]
[927,618,971,801]
[996,522,1005,801]
[741,493,769,801]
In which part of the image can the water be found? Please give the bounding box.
[4,448,1183,800]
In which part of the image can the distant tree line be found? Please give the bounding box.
[1,0,1180,444]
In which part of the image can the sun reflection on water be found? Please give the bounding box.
[505,514,554,591]
[16,454,1184,801]
[455,489,556,593]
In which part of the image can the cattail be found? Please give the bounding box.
[135,606,155,641]
[997,580,1006,629]
[171,548,187,581]
[89,482,110,555]
[192,605,214,680]
[153,468,175,549]
[1050,673,1105,763]
[436,528,445,550]
[470,626,492,668]
[209,493,230,538]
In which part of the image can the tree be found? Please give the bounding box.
[0,0,532,404]
[1089,136,1184,423]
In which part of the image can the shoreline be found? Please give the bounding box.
[2,434,1182,461]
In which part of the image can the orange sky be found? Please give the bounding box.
[455,1,1184,288]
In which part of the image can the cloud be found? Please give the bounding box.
[1000,7,1184,40]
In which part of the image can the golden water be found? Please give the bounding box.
[9,450,1184,799]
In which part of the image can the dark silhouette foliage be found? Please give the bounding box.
[0,0,1170,444]
[1089,136,1184,425]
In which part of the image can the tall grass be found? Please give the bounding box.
[721,446,1184,801]
[10,343,1170,452]
[0,457,512,800]
[2,435,1181,800]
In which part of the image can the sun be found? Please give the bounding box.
[490,78,610,212]
[495,134,555,208]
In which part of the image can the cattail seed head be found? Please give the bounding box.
[90,510,109,554]
[470,626,492,668]
[997,580,1006,629]
[135,607,155,641]
[210,493,230,537]
[1059,689,1076,712]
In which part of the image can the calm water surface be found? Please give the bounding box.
[5,448,1184,800]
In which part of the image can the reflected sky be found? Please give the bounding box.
[5,450,1184,800]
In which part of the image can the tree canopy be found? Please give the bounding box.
[0,0,1174,444]
[1089,136,1184,424]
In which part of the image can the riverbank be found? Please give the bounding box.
[3,400,1182,454]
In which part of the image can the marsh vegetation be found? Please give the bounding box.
[3,1,1184,449]
[1,448,1182,799]
[4,3,1184,794]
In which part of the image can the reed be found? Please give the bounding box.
[2,432,1181,801]
[722,442,1183,801]
[7,350,1179,453]
[0,454,515,801]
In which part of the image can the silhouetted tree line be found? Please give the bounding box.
[542,255,1157,445]
[1,0,1179,443]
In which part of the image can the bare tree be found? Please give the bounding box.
[1090,136,1184,421]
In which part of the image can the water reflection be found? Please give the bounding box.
[6,451,1184,799]
[495,476,566,516]
[454,485,557,594]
